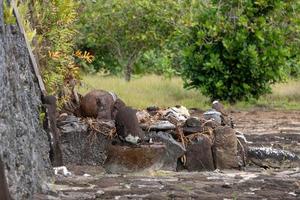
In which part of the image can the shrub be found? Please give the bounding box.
[181,0,300,103]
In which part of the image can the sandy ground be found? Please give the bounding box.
[35,110,300,200]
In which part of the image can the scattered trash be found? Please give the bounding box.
[288,192,297,196]
[96,190,105,196]
[83,173,91,177]
[164,106,190,123]
[249,187,261,192]
[54,166,72,176]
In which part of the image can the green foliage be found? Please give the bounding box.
[76,0,180,81]
[20,0,80,99]
[3,0,16,25]
[181,0,300,103]
[17,0,36,47]
[135,46,181,78]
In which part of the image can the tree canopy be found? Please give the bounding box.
[76,0,180,81]
[181,0,300,102]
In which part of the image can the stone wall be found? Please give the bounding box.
[0,4,52,199]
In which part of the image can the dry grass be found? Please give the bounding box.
[78,74,300,110]
[235,79,300,110]
[78,74,209,109]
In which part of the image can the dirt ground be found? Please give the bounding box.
[36,110,300,200]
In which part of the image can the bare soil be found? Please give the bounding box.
[36,110,300,200]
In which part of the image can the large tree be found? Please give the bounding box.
[77,0,180,81]
[181,0,300,103]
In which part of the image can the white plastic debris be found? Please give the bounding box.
[83,173,91,177]
[165,106,190,122]
[125,134,140,144]
[288,192,296,196]
[96,190,105,195]
[53,166,72,176]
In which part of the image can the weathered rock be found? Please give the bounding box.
[0,22,52,199]
[57,115,88,133]
[148,131,186,171]
[183,117,203,135]
[115,106,144,144]
[212,100,227,116]
[203,109,222,124]
[141,120,176,131]
[247,146,300,168]
[58,116,109,165]
[185,134,215,171]
[212,126,239,169]
[203,120,220,129]
[80,90,125,120]
[103,144,166,173]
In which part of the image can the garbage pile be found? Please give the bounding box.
[56,90,299,173]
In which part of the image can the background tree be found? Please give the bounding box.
[181,0,300,103]
[76,0,180,81]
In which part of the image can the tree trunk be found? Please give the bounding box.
[124,62,133,82]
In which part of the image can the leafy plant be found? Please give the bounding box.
[181,0,300,103]
[17,0,80,106]
[3,0,16,25]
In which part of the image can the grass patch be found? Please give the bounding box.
[78,74,300,110]
[78,74,209,109]
[235,79,300,110]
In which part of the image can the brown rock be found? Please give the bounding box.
[212,126,239,169]
[203,120,220,129]
[115,106,145,144]
[212,100,227,116]
[80,90,125,119]
[185,134,215,171]
[103,144,166,173]
[183,118,203,135]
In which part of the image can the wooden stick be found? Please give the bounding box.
[10,0,47,96]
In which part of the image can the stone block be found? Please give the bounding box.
[103,144,166,173]
[149,131,186,171]
[212,126,239,169]
[185,134,215,171]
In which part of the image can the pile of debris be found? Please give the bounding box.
[55,90,299,173]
